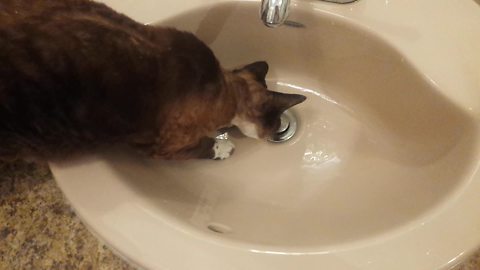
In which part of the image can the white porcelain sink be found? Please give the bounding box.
[51,1,480,269]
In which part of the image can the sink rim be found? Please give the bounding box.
[51,0,480,269]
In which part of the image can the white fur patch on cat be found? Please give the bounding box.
[231,116,259,139]
[213,139,235,160]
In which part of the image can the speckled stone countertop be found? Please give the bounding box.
[0,160,479,270]
[0,161,135,270]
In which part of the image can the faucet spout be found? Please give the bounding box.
[260,0,291,28]
[260,0,360,27]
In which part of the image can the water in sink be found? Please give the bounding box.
[103,1,478,249]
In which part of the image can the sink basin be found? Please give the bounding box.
[51,1,480,269]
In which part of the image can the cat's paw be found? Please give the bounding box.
[212,139,235,160]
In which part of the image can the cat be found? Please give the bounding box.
[0,0,306,161]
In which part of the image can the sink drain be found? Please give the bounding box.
[268,110,298,143]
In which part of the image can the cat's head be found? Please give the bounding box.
[229,61,306,139]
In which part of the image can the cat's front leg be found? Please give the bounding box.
[211,138,235,160]
[146,136,235,160]
[191,137,235,160]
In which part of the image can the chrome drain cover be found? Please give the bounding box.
[268,110,298,143]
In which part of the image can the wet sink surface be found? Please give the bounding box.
[110,1,476,247]
[52,1,480,270]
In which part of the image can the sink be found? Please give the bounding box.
[51,1,480,269]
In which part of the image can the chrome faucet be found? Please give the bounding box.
[260,0,359,27]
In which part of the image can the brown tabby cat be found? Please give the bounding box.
[0,0,306,161]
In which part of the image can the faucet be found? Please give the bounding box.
[260,0,359,27]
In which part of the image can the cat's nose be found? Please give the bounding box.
[268,110,298,143]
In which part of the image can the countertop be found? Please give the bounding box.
[0,160,479,270]
[0,161,134,270]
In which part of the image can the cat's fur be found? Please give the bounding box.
[0,0,306,161]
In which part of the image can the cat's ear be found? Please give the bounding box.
[268,91,307,112]
[243,61,269,80]
[234,61,269,87]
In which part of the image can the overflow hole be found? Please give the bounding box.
[207,223,232,234]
